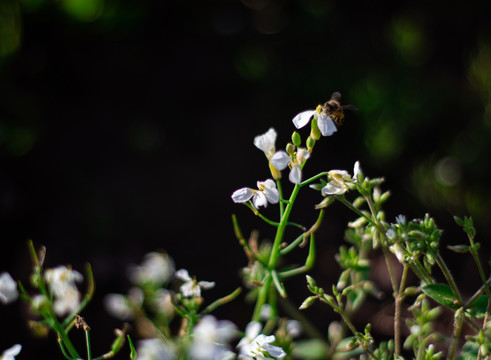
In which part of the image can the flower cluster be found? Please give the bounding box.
[44,266,84,316]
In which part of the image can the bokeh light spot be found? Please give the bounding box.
[391,15,431,66]
[60,0,104,22]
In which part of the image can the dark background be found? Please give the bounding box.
[2,0,491,358]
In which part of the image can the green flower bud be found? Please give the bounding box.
[306,136,316,152]
[286,143,296,156]
[306,275,317,289]
[310,117,321,140]
[291,131,301,147]
[111,329,126,353]
[299,296,316,310]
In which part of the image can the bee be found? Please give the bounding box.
[321,91,358,128]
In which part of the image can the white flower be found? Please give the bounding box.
[104,288,144,321]
[288,147,310,184]
[175,269,215,298]
[1,344,21,360]
[44,266,83,296]
[237,322,286,359]
[292,108,337,136]
[189,315,237,360]
[254,128,290,179]
[395,214,406,225]
[44,266,83,316]
[0,272,18,304]
[136,338,175,360]
[151,288,174,316]
[237,321,262,358]
[286,320,301,338]
[52,285,81,316]
[232,179,280,208]
[129,252,174,286]
[321,161,361,196]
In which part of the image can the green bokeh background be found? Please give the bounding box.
[1,0,491,357]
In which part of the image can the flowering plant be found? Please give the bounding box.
[2,94,491,360]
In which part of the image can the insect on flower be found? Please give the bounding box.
[321,91,358,128]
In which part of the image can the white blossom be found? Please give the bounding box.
[44,266,83,316]
[321,161,361,196]
[189,315,237,360]
[175,269,215,298]
[286,320,302,338]
[253,128,289,179]
[136,338,175,360]
[292,108,337,136]
[151,288,174,316]
[232,179,280,209]
[129,252,174,286]
[0,272,18,304]
[52,285,81,316]
[104,288,143,321]
[288,148,310,184]
[237,322,286,359]
[44,266,83,296]
[1,344,21,360]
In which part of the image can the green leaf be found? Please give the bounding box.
[465,295,489,318]
[423,284,489,318]
[422,284,459,310]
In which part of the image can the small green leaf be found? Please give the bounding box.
[465,295,489,318]
[422,284,460,310]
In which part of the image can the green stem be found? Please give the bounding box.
[86,329,92,360]
[335,196,374,226]
[276,179,284,217]
[268,184,301,268]
[280,209,324,255]
[448,309,465,360]
[436,255,463,305]
[201,287,242,314]
[245,202,305,230]
[300,172,329,187]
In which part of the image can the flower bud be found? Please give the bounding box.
[291,131,301,147]
[306,136,316,152]
[306,275,317,289]
[299,296,316,310]
[286,143,296,156]
[310,117,321,140]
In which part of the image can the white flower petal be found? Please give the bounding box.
[254,128,277,157]
[296,148,310,162]
[231,188,254,203]
[198,281,216,290]
[262,343,286,358]
[2,344,21,360]
[321,182,347,195]
[317,114,337,136]
[244,321,262,340]
[289,165,302,184]
[262,187,279,204]
[292,110,315,129]
[253,192,268,208]
[270,151,290,171]
[175,269,192,282]
[0,272,18,304]
[353,161,361,177]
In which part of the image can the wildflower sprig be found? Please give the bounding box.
[16,240,135,360]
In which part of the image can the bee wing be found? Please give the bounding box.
[342,104,358,111]
[330,92,342,101]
